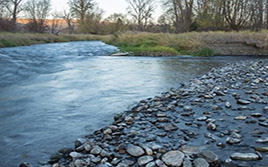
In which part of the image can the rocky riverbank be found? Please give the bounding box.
[24,59,268,167]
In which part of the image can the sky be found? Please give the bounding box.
[51,0,162,19]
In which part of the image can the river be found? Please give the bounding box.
[0,41,265,166]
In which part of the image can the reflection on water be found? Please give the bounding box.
[0,41,265,166]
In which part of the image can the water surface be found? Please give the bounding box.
[0,41,265,166]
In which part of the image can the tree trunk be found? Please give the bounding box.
[266,0,268,28]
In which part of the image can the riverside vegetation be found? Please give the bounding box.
[1,31,268,56]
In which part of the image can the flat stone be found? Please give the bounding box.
[256,137,268,143]
[155,159,167,167]
[225,102,232,108]
[103,128,112,135]
[255,147,268,152]
[162,151,184,167]
[121,159,135,166]
[74,159,87,167]
[139,143,153,156]
[251,113,262,117]
[259,122,268,127]
[226,137,241,144]
[164,123,178,132]
[111,52,129,56]
[183,106,193,111]
[127,145,145,157]
[70,152,83,158]
[90,146,102,155]
[193,158,209,167]
[231,132,242,139]
[138,156,154,166]
[146,161,156,167]
[180,145,200,155]
[200,150,219,163]
[197,116,207,121]
[84,143,92,152]
[237,99,251,105]
[183,158,192,167]
[230,153,261,161]
[234,116,247,120]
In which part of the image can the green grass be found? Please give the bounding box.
[193,48,215,56]
[120,46,178,56]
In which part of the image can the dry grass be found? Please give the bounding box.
[0,32,111,48]
[1,31,268,56]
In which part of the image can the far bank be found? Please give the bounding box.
[0,31,268,56]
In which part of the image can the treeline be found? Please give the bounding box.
[1,0,268,34]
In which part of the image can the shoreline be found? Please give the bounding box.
[28,59,268,167]
[1,32,268,57]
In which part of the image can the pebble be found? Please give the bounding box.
[90,146,102,155]
[226,137,241,144]
[193,158,209,167]
[251,113,262,117]
[234,116,247,120]
[183,106,193,111]
[138,156,154,166]
[43,60,268,167]
[200,150,219,163]
[180,145,200,155]
[225,102,232,108]
[255,147,268,152]
[197,116,207,121]
[164,123,178,131]
[230,153,261,161]
[162,151,184,167]
[207,122,216,131]
[183,158,192,167]
[126,145,145,157]
[139,143,153,156]
[70,152,83,158]
[237,99,251,105]
[256,137,268,143]
[259,122,268,127]
[74,159,87,167]
[103,128,112,135]
[155,159,167,167]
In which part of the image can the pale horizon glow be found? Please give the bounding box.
[51,0,162,20]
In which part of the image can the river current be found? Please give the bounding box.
[0,41,265,166]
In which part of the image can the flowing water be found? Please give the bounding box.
[0,41,265,166]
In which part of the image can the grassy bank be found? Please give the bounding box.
[108,31,268,56]
[1,31,268,56]
[0,32,111,48]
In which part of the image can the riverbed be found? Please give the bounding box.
[0,41,266,166]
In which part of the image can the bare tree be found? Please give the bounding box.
[163,0,194,32]
[5,0,24,30]
[126,0,155,31]
[0,0,8,18]
[266,0,268,28]
[24,0,51,32]
[224,0,252,30]
[50,11,62,34]
[62,10,75,34]
[195,0,226,30]
[68,0,94,24]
